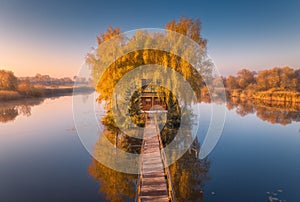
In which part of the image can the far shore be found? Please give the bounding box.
[0,86,94,101]
[228,90,300,103]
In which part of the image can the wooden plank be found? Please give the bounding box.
[137,116,171,202]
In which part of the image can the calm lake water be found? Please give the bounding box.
[0,94,299,202]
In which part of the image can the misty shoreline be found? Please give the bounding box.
[0,86,94,102]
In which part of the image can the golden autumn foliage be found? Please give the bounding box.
[222,67,300,102]
[17,79,43,97]
[87,17,210,111]
[0,70,43,100]
[224,67,300,91]
[0,70,18,91]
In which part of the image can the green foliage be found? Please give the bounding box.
[124,87,145,128]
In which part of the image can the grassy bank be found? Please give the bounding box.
[0,90,22,101]
[253,91,300,102]
[228,89,300,103]
[0,86,94,101]
[41,86,94,96]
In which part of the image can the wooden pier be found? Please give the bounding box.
[137,114,175,202]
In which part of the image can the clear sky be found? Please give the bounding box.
[0,0,299,78]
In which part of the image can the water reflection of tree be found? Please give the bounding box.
[88,158,137,202]
[225,97,300,125]
[0,99,44,123]
[0,106,18,122]
[86,18,213,200]
[88,125,139,202]
[89,110,211,201]
[161,102,210,201]
[170,146,210,202]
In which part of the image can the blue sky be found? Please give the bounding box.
[0,0,299,77]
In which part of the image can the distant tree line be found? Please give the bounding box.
[18,74,75,86]
[0,70,43,98]
[223,67,300,92]
[0,69,91,100]
[208,67,300,102]
[0,70,91,89]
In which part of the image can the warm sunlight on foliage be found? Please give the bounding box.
[221,67,300,102]
[224,67,299,92]
[0,70,18,91]
[87,17,209,110]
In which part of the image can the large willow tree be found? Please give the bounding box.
[87,17,210,111]
[86,17,216,175]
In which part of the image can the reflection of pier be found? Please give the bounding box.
[137,113,175,202]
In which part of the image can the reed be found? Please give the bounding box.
[0,90,22,101]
